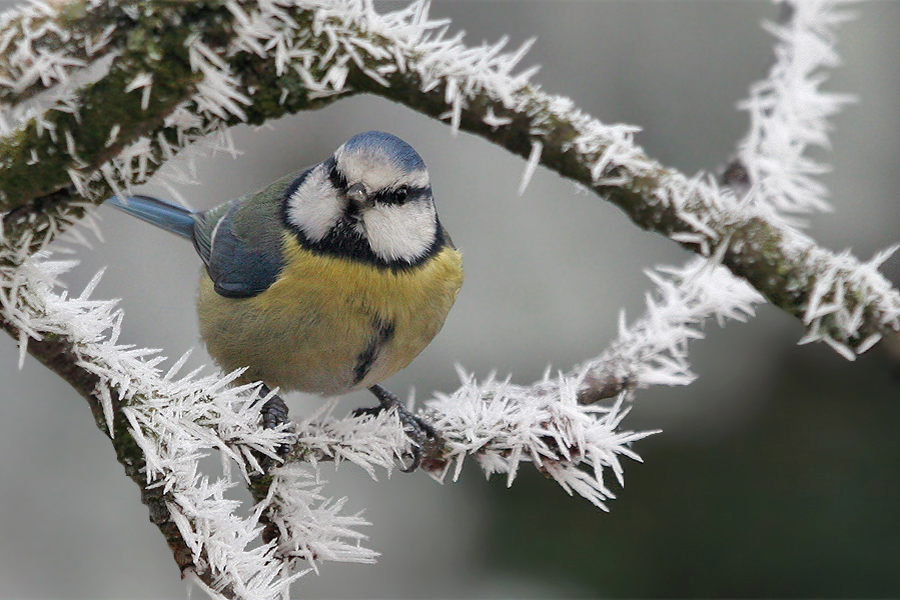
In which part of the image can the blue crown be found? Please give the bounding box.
[342,131,426,172]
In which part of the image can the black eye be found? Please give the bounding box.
[393,185,409,204]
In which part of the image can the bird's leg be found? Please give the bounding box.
[255,384,291,468]
[355,384,437,473]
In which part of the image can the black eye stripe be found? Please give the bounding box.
[373,185,429,205]
[325,159,426,206]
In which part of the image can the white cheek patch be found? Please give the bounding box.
[286,165,345,242]
[363,200,438,263]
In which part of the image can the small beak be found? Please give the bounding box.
[346,182,370,208]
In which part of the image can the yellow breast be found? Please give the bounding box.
[197,235,463,396]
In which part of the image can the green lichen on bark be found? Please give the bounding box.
[0,0,122,104]
[0,2,233,213]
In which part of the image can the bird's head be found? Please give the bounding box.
[285,131,441,268]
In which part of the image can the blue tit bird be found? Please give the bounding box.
[106,131,463,470]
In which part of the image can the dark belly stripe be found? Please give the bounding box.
[353,318,396,385]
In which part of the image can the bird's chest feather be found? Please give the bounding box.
[197,236,463,394]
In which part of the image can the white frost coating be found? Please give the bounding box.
[737,0,857,215]
[483,106,512,128]
[517,139,542,196]
[579,0,887,402]
[189,40,252,122]
[795,244,900,356]
[0,9,87,97]
[426,368,655,511]
[722,1,900,358]
[569,259,764,393]
[125,72,152,98]
[1,0,896,597]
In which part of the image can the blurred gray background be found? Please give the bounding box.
[1,1,899,598]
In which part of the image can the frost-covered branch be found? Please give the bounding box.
[0,253,253,595]
[0,0,124,105]
[278,373,654,511]
[574,0,866,401]
[0,0,892,598]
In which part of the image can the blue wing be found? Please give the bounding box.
[106,190,290,299]
[193,198,286,299]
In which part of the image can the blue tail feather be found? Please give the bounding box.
[106,194,196,240]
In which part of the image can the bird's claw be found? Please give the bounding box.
[261,395,290,432]
[356,384,438,473]
[257,386,291,471]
